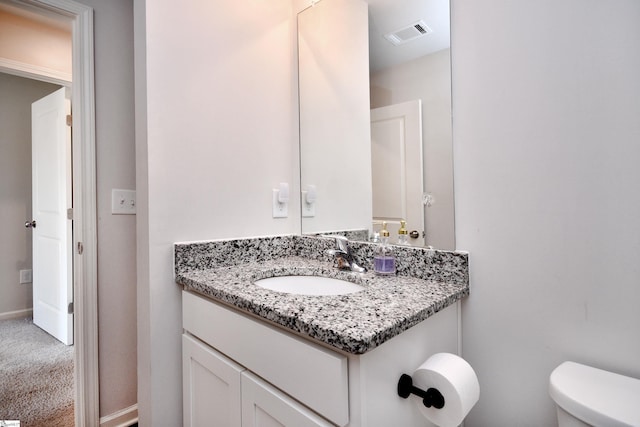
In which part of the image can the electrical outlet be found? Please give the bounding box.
[111,189,136,215]
[20,269,32,284]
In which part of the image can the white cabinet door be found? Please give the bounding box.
[183,334,244,427]
[241,372,333,427]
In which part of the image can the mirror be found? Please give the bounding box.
[298,0,454,250]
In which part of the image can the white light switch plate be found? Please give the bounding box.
[112,189,137,215]
[20,269,32,284]
[301,191,315,217]
[272,189,288,218]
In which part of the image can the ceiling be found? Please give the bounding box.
[1,0,449,74]
[366,0,450,72]
[0,0,71,31]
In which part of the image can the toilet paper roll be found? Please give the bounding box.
[412,353,480,427]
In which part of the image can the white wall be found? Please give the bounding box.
[370,49,455,250]
[135,0,640,424]
[0,73,60,316]
[135,0,300,424]
[451,0,640,425]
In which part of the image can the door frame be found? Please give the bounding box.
[0,0,99,425]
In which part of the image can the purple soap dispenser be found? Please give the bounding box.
[373,222,396,275]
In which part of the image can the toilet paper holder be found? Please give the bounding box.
[397,373,445,409]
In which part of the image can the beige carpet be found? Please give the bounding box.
[0,317,74,426]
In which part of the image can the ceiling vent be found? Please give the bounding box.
[384,20,432,46]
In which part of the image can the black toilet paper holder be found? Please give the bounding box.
[397,373,446,409]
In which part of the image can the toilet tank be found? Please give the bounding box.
[549,361,640,427]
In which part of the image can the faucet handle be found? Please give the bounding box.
[322,235,366,273]
[321,234,349,252]
[326,249,355,271]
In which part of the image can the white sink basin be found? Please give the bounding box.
[254,275,364,296]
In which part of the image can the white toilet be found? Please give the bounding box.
[549,361,640,426]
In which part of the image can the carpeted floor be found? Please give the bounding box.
[0,317,74,426]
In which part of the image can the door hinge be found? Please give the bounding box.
[67,208,73,220]
[68,302,74,314]
[66,114,72,126]
[77,242,84,255]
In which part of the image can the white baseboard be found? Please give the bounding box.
[99,404,138,427]
[0,308,33,321]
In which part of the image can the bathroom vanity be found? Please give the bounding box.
[175,236,469,427]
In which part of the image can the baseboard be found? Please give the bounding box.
[99,404,138,427]
[0,308,33,321]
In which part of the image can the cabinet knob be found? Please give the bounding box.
[25,220,37,229]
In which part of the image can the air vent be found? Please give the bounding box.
[384,20,433,46]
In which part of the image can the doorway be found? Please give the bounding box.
[0,70,74,424]
[0,0,98,425]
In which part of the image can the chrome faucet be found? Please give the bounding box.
[323,235,366,273]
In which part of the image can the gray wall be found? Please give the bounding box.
[452,0,640,425]
[0,73,59,316]
[75,0,138,417]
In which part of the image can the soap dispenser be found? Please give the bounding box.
[374,222,396,275]
[397,220,410,246]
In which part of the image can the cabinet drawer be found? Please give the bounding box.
[183,291,349,426]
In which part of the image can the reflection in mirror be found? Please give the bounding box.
[298,0,372,239]
[298,0,454,250]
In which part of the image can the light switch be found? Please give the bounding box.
[302,185,316,217]
[112,189,136,215]
[272,185,288,218]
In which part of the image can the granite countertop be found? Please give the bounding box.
[176,255,468,354]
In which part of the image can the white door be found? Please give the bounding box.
[30,87,73,345]
[370,100,425,245]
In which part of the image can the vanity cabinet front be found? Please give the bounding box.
[182,291,348,426]
[182,289,458,427]
[183,333,332,427]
